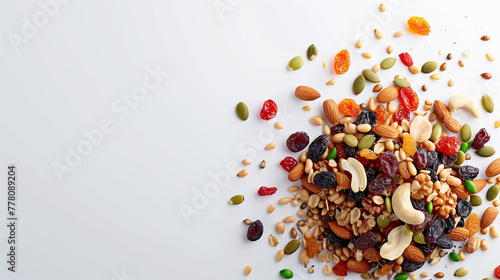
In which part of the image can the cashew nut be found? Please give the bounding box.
[448,93,481,118]
[339,158,367,193]
[379,225,412,260]
[409,115,432,142]
[392,182,425,225]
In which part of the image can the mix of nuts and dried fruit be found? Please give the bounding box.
[234,10,500,280]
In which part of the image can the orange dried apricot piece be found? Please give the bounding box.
[333,49,351,75]
[407,16,431,36]
[338,98,360,117]
[375,105,391,123]
[360,149,377,160]
[465,212,480,236]
[402,134,417,157]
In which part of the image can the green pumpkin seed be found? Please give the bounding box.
[288,56,304,70]
[421,61,438,73]
[454,266,469,277]
[476,146,496,157]
[353,74,366,95]
[385,196,392,212]
[380,57,397,69]
[461,123,472,142]
[362,69,381,83]
[482,94,494,113]
[359,135,375,149]
[465,180,477,193]
[468,140,474,148]
[427,201,433,213]
[377,215,389,228]
[483,278,493,280]
[486,184,499,201]
[229,195,244,205]
[307,44,318,61]
[344,134,359,147]
[236,102,249,121]
[394,273,408,280]
[470,195,482,206]
[413,232,425,244]
[280,269,294,279]
[431,123,442,142]
[405,224,413,236]
[284,240,300,255]
[328,147,337,160]
[449,252,460,262]
[456,151,465,165]
[460,142,469,153]
[452,164,461,170]
[393,79,410,88]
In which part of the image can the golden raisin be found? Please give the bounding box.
[333,49,351,75]
[407,16,431,36]
[360,149,378,160]
[465,213,481,236]
[375,105,391,123]
[402,134,417,157]
[338,98,360,117]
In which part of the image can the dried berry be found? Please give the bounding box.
[383,220,402,237]
[331,124,344,134]
[365,167,377,184]
[333,49,351,75]
[415,243,430,257]
[338,98,360,117]
[381,151,399,178]
[434,235,453,249]
[458,165,479,181]
[426,150,439,169]
[335,143,347,160]
[258,186,277,196]
[435,136,460,155]
[379,258,395,266]
[399,52,414,67]
[375,105,391,124]
[407,16,431,36]
[426,169,438,182]
[308,135,328,162]
[332,260,348,276]
[313,171,337,189]
[398,86,419,112]
[402,134,417,156]
[440,152,458,168]
[472,128,490,149]
[411,198,426,211]
[247,220,264,241]
[401,259,425,273]
[414,149,429,169]
[260,99,278,120]
[425,216,445,244]
[494,265,500,279]
[393,108,410,125]
[354,231,377,249]
[357,109,378,126]
[327,229,350,247]
[368,176,396,196]
[456,199,472,218]
[412,211,432,232]
[456,217,465,228]
[444,214,455,234]
[464,212,481,236]
[344,144,356,158]
[286,131,309,152]
[355,150,371,165]
[344,188,368,202]
[280,157,298,172]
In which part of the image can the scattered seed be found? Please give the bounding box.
[237,169,248,177]
[265,142,276,150]
[283,215,296,223]
[362,69,381,83]
[307,44,318,61]
[288,56,305,70]
[243,219,252,225]
[481,72,492,79]
[323,61,327,68]
[487,184,499,201]
[494,199,500,207]
[326,78,335,85]
[448,79,454,87]
[422,61,438,73]
[387,45,394,54]
[323,264,333,276]
[480,238,489,250]
[361,272,371,279]
[447,53,453,60]
[470,195,482,206]
[284,239,300,254]
[496,121,500,128]
[276,250,285,262]
[454,267,469,277]
[393,78,411,88]
[439,49,443,55]
[374,29,383,39]
[394,30,403,37]
[440,62,447,71]
[275,122,284,129]
[356,40,363,48]
[260,160,266,169]
[422,85,428,91]
[310,115,324,126]
[279,197,292,205]
[420,272,429,277]
[244,265,252,276]
[489,177,496,184]
[491,225,499,238]
[381,57,397,69]
[307,268,314,273]
[303,105,311,111]
[373,63,381,73]
[373,84,383,92]
[243,158,251,165]
[353,74,366,95]
[229,195,244,205]
[425,100,432,106]
[482,35,491,41]
[463,50,470,57]
[431,74,442,80]
[408,65,421,74]
[459,60,464,67]
[362,52,373,59]
[486,53,495,61]
[360,103,368,109]
[268,203,275,213]
[428,112,436,122]
[379,3,387,12]
[482,94,495,113]
[434,272,445,278]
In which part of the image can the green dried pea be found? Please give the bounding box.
[288,56,304,70]
[394,273,408,280]
[377,215,389,228]
[280,269,294,279]
[380,57,397,69]
[236,102,249,121]
[307,44,318,61]
[464,180,477,193]
[460,142,469,153]
[449,252,460,262]
[362,69,381,83]
[328,147,337,160]
[427,201,433,213]
[353,74,366,95]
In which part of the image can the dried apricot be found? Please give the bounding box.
[360,149,377,160]
[333,49,351,75]
[402,134,417,156]
[375,105,391,123]
[338,98,360,117]
[464,212,480,236]
[407,16,431,36]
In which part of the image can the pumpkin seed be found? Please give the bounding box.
[482,94,494,113]
[393,79,410,88]
[449,252,460,262]
[328,147,337,160]
[476,146,496,157]
[487,184,499,201]
[362,69,381,83]
[456,151,465,165]
[280,269,294,279]
[284,239,300,255]
[483,278,493,280]
[470,195,482,206]
[431,123,442,142]
[394,273,408,280]
[353,74,366,95]
[465,180,477,193]
[236,102,249,121]
[452,164,461,170]
[385,196,392,212]
[413,232,425,244]
[359,135,375,149]
[421,61,438,73]
[461,123,471,142]
[427,201,433,213]
[306,44,318,61]
[229,195,244,205]
[377,215,389,228]
[460,142,469,153]
[454,267,469,277]
[344,134,359,147]
[288,56,304,70]
[405,224,413,236]
[380,57,396,69]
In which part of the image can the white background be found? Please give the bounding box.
[1,0,500,279]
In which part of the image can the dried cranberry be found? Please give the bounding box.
[425,216,445,244]
[331,124,344,134]
[440,152,458,168]
[368,176,396,196]
[286,131,309,152]
[435,136,460,155]
[472,128,490,149]
[399,52,414,67]
[259,99,277,120]
[313,171,337,189]
[280,157,297,172]
[247,220,264,241]
[401,259,424,273]
[332,261,348,277]
[393,108,410,125]
[353,231,377,249]
[354,150,371,166]
[258,186,277,196]
[458,165,479,181]
[308,135,328,162]
[398,86,419,112]
[380,151,398,178]
[357,109,377,126]
[383,220,401,237]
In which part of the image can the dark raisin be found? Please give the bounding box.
[320,215,333,226]
[411,211,432,233]
[380,151,399,178]
[368,176,397,196]
[426,169,438,182]
[411,198,426,211]
[247,220,264,241]
[379,258,395,266]
[414,149,429,169]
[308,135,328,162]
[353,231,377,249]
[365,167,377,185]
[344,188,368,202]
[444,214,455,234]
[434,235,453,249]
[354,150,371,165]
[458,165,479,181]
[344,144,356,158]
[472,128,491,149]
[401,259,425,273]
[425,216,445,244]
[456,199,472,218]
[357,109,377,126]
[456,217,465,228]
[440,152,458,168]
[327,229,350,247]
[286,131,309,152]
[313,171,337,189]
[427,150,439,168]
[331,124,344,134]
[415,243,431,256]
[383,220,402,237]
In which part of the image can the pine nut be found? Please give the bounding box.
[300,151,307,162]
[448,79,454,87]
[494,200,500,207]
[265,143,276,150]
[242,158,251,165]
[288,186,299,192]
[387,45,394,54]
[362,52,373,59]
[268,203,276,213]
[283,215,296,223]
[303,105,311,111]
[374,29,383,39]
[276,250,285,262]
[480,238,489,250]
[459,249,466,261]
[276,221,285,234]
[356,40,363,48]
[379,3,386,12]
[431,74,442,80]
[486,53,495,61]
[310,115,324,126]
[275,122,284,129]
[237,169,248,177]
[394,31,403,37]
[291,198,299,207]
[490,225,499,238]
[373,64,381,73]
[279,197,292,205]
[244,265,252,276]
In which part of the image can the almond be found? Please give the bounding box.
[329,221,353,240]
[443,115,461,133]
[433,100,452,123]
[300,176,322,194]
[486,158,500,177]
[295,85,321,101]
[362,247,381,262]
[481,207,499,228]
[346,258,371,273]
[376,86,398,103]
[372,124,399,139]
[449,184,469,200]
[444,227,470,241]
[323,99,340,125]
[288,162,305,182]
[403,245,426,262]
[472,179,488,193]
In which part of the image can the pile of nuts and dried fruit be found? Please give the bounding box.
[235,12,500,280]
